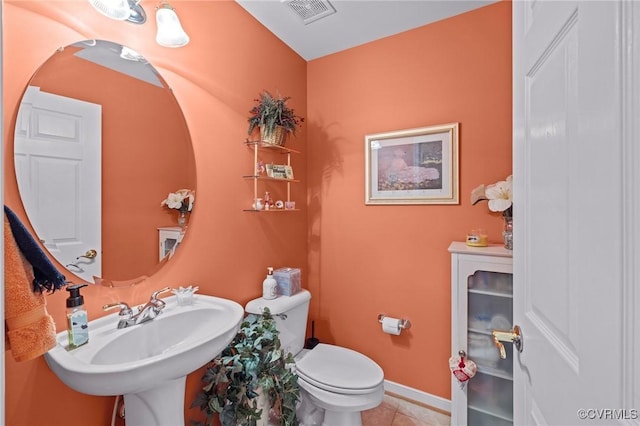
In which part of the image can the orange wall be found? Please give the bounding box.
[3,1,307,425]
[306,1,512,399]
[3,0,511,424]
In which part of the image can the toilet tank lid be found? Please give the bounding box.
[245,289,311,315]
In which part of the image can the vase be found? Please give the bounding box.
[502,216,513,250]
[177,211,187,227]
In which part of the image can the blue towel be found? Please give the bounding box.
[4,205,66,293]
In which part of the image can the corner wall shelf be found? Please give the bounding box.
[243,139,300,212]
[242,208,301,213]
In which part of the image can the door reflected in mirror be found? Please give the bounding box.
[13,40,196,286]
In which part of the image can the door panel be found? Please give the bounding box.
[514,1,624,424]
[526,6,576,365]
[14,86,102,281]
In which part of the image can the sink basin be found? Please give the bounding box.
[45,294,244,425]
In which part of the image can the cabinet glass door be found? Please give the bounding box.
[161,237,178,258]
[467,270,513,425]
[158,227,183,260]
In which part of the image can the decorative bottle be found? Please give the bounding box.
[264,192,274,210]
[262,267,277,300]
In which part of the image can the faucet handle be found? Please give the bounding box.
[103,302,134,316]
[149,287,171,313]
[150,287,171,301]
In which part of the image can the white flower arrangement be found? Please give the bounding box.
[161,189,195,213]
[471,175,512,218]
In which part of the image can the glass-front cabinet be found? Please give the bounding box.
[449,242,514,426]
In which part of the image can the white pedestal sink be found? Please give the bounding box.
[45,294,244,426]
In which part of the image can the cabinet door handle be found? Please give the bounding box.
[491,325,523,359]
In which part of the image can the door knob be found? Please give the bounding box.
[491,325,523,359]
[77,249,97,260]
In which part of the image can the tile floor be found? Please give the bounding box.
[361,393,451,426]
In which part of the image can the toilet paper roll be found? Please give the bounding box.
[382,317,402,335]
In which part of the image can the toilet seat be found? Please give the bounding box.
[295,344,384,395]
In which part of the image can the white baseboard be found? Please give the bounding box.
[383,380,451,413]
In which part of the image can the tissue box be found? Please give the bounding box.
[274,267,301,296]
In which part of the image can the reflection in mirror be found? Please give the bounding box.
[14,40,196,286]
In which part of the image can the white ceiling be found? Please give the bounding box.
[235,0,498,61]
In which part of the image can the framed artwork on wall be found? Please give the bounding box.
[365,123,459,205]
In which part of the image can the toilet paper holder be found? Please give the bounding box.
[378,314,411,330]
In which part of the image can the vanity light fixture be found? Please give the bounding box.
[155,1,190,48]
[120,45,147,62]
[126,1,147,24]
[88,0,189,48]
[87,0,147,24]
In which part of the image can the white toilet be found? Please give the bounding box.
[245,289,384,426]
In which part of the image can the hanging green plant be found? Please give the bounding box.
[191,308,300,426]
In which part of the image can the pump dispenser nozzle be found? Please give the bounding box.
[66,284,88,308]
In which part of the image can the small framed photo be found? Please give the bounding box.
[275,165,287,179]
[266,164,289,179]
[365,123,459,205]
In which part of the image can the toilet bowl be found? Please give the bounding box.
[295,343,384,426]
[244,290,384,426]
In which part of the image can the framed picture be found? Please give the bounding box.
[266,164,288,179]
[365,123,459,205]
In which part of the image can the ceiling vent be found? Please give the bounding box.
[283,0,336,25]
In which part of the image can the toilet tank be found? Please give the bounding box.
[245,289,311,357]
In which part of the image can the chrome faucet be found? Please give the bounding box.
[102,302,135,329]
[103,287,171,329]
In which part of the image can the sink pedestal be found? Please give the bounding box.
[124,377,186,426]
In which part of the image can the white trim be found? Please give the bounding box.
[624,1,640,421]
[383,380,451,413]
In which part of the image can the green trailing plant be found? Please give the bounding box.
[191,308,300,426]
[247,90,304,137]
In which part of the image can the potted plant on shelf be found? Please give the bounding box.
[247,90,304,147]
[191,308,300,426]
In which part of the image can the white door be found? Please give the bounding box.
[14,86,102,282]
[512,1,638,425]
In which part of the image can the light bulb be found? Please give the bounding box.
[155,2,190,48]
[87,0,131,20]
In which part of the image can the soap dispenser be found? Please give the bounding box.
[262,267,278,300]
[66,284,89,349]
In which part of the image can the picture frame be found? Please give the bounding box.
[365,123,459,205]
[266,164,289,179]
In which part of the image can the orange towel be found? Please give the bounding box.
[4,215,58,362]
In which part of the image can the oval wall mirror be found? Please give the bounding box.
[13,40,196,286]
